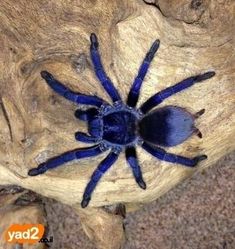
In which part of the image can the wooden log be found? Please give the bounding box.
[0,187,47,249]
[74,204,126,249]
[0,0,234,247]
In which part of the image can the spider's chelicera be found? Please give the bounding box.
[28,33,215,208]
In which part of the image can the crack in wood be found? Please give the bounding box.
[0,97,13,142]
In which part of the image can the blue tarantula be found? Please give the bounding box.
[28,33,215,208]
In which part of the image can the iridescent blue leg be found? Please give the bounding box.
[142,142,207,167]
[28,145,104,176]
[140,71,216,114]
[81,151,119,208]
[75,132,99,143]
[41,71,105,107]
[74,108,98,121]
[90,33,121,103]
[127,39,160,107]
[125,147,146,189]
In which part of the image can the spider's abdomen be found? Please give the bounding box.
[103,111,137,145]
[138,106,195,147]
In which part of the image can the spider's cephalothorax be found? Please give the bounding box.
[28,33,215,208]
[86,102,142,150]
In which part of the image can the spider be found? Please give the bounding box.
[28,33,215,208]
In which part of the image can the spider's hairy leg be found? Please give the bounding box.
[81,151,119,208]
[74,108,98,121]
[140,71,216,114]
[127,39,160,107]
[28,145,104,176]
[142,142,207,167]
[40,71,105,107]
[90,33,121,103]
[75,132,99,143]
[125,147,146,189]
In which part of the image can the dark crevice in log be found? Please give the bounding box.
[142,0,167,18]
[0,97,13,142]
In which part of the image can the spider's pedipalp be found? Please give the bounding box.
[88,117,103,139]
[74,108,98,121]
[125,147,146,189]
[75,131,99,143]
[127,39,160,107]
[90,33,121,103]
[81,151,119,208]
[142,142,207,167]
[41,71,104,107]
[28,145,104,176]
[140,71,216,114]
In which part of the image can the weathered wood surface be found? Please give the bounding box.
[0,0,234,210]
[75,204,126,249]
[0,188,47,249]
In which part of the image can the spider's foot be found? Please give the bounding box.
[151,39,160,52]
[195,71,215,82]
[28,163,47,176]
[193,155,207,166]
[194,109,205,119]
[90,33,98,49]
[28,168,41,176]
[137,179,147,190]
[146,39,160,61]
[81,195,91,208]
[40,70,52,80]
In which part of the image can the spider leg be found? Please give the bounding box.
[81,151,119,208]
[140,71,216,114]
[127,39,160,107]
[74,108,98,121]
[75,131,99,143]
[90,33,121,103]
[28,145,104,176]
[125,147,146,189]
[142,142,207,167]
[41,71,105,107]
